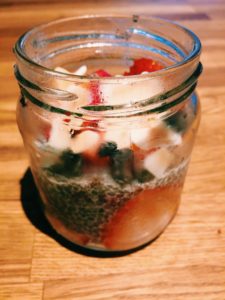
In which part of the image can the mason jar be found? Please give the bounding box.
[14,15,202,252]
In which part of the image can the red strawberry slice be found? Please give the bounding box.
[46,212,90,245]
[103,185,182,250]
[94,69,111,78]
[89,69,112,105]
[41,121,51,142]
[82,120,99,129]
[124,58,163,76]
[89,81,102,105]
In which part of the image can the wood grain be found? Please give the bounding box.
[0,1,225,299]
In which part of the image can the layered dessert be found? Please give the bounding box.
[20,58,198,251]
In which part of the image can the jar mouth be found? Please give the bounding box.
[14,14,201,82]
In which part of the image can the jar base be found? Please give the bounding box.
[44,205,179,255]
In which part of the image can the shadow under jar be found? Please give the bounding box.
[14,15,202,252]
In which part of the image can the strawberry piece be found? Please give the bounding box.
[94,69,111,77]
[43,126,51,141]
[41,122,51,142]
[89,69,111,104]
[63,118,71,123]
[82,120,99,129]
[89,81,102,105]
[124,58,163,76]
[103,185,182,250]
[46,212,90,245]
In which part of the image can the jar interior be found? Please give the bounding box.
[18,15,198,74]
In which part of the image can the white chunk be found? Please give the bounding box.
[54,66,90,108]
[167,129,182,145]
[131,127,152,150]
[100,79,162,105]
[73,65,87,76]
[131,121,182,150]
[105,130,130,149]
[70,130,100,153]
[54,66,69,74]
[48,119,70,150]
[144,148,174,178]
[55,65,87,76]
[65,84,90,107]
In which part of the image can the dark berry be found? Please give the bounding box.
[110,149,134,184]
[98,142,117,157]
[135,169,155,183]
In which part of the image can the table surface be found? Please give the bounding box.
[0,0,225,299]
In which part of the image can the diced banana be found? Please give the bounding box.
[55,65,87,76]
[73,65,87,76]
[105,130,130,149]
[48,119,71,150]
[131,127,152,150]
[54,66,90,108]
[143,148,174,178]
[100,79,162,105]
[131,121,182,150]
[70,130,100,154]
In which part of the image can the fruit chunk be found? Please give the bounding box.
[89,81,102,104]
[46,212,89,245]
[143,148,174,178]
[48,119,71,150]
[94,69,111,77]
[110,149,134,184]
[74,65,87,76]
[98,142,117,157]
[47,150,83,177]
[124,58,163,76]
[55,65,87,76]
[97,58,163,105]
[89,69,111,104]
[103,185,181,250]
[165,108,194,133]
[135,169,155,183]
[54,66,90,108]
[70,130,101,157]
[131,121,182,150]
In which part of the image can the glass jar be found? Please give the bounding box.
[14,15,202,252]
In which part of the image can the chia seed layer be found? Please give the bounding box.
[37,160,188,242]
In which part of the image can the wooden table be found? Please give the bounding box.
[0,0,225,299]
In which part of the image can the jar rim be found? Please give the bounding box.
[14,14,201,82]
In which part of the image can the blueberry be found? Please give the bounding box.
[165,110,189,133]
[98,142,117,157]
[47,150,83,177]
[135,169,155,183]
[110,149,134,184]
